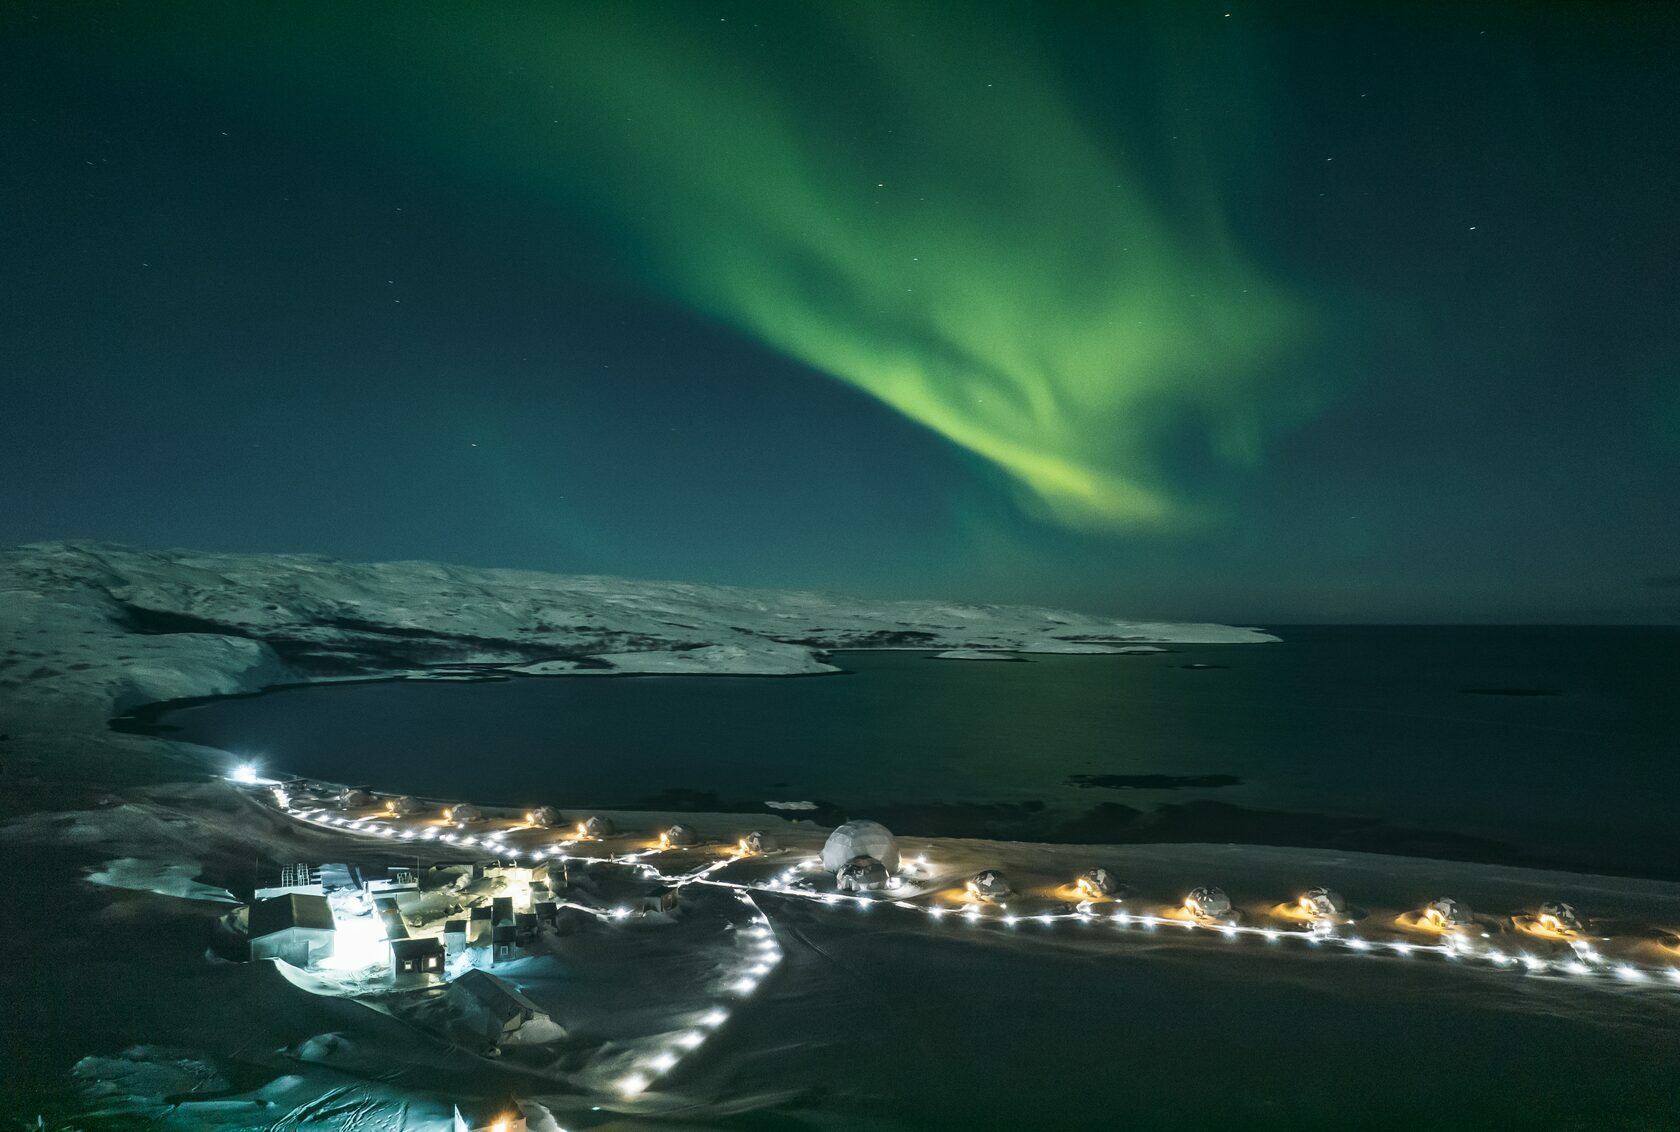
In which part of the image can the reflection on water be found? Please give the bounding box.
[152,626,1680,877]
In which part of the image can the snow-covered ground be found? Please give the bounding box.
[4,543,1676,1127]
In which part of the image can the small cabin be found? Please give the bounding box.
[391,936,445,977]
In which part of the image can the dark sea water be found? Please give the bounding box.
[149,626,1680,877]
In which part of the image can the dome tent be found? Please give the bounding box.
[526,806,563,828]
[1423,897,1472,929]
[662,824,698,847]
[387,795,422,816]
[836,856,889,893]
[1298,887,1347,919]
[339,788,373,809]
[967,869,1011,901]
[579,815,614,838]
[1537,901,1583,934]
[446,803,484,825]
[740,831,779,855]
[1075,868,1123,899]
[1184,886,1232,921]
[821,821,900,874]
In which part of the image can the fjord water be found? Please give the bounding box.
[156,626,1680,876]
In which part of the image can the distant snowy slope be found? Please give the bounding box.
[0,541,1274,727]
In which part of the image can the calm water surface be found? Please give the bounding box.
[153,626,1680,875]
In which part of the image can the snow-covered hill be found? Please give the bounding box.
[0,541,1274,729]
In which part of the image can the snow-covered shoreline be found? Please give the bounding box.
[0,540,1274,736]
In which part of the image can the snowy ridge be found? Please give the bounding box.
[0,541,1273,730]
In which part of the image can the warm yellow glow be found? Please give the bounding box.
[491,1120,509,1132]
[576,822,589,838]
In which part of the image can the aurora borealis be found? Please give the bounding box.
[3,0,1678,620]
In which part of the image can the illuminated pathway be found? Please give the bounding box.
[243,772,1680,1106]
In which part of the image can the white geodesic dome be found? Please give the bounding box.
[1185,886,1232,920]
[527,805,563,828]
[663,824,698,847]
[742,830,779,854]
[1424,897,1471,927]
[1537,901,1583,933]
[821,820,900,874]
[1300,887,1347,919]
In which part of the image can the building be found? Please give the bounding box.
[491,923,518,964]
[249,893,336,968]
[452,1099,526,1132]
[375,897,409,939]
[533,902,558,929]
[363,866,419,896]
[391,936,446,977]
[443,919,468,958]
[634,884,682,914]
[447,969,551,1046]
[470,904,495,946]
[254,863,324,901]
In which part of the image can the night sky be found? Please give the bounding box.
[4,1,1677,623]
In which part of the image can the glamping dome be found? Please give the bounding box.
[526,806,563,829]
[339,788,373,808]
[836,856,890,893]
[1075,868,1123,900]
[578,815,614,839]
[446,803,484,825]
[1298,887,1347,920]
[662,824,699,848]
[1422,897,1472,929]
[1537,901,1584,934]
[821,821,900,874]
[1184,886,1233,921]
[740,831,779,855]
[967,869,1012,901]
[387,795,422,816]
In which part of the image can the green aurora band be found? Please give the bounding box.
[217,2,1316,530]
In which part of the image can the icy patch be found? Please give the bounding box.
[72,1045,230,1102]
[765,800,818,811]
[86,858,237,904]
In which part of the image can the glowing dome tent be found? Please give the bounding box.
[446,803,484,826]
[578,815,614,839]
[1298,887,1347,920]
[387,795,422,816]
[526,806,563,828]
[821,821,900,874]
[339,788,373,809]
[1422,897,1473,929]
[740,830,779,855]
[1075,868,1122,899]
[1184,886,1233,921]
[967,869,1012,901]
[836,856,890,893]
[1537,901,1584,934]
[662,824,698,847]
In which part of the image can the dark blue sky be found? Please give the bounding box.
[3,1,1677,622]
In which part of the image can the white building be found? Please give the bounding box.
[821,820,900,874]
[447,969,555,1046]
[249,893,336,968]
